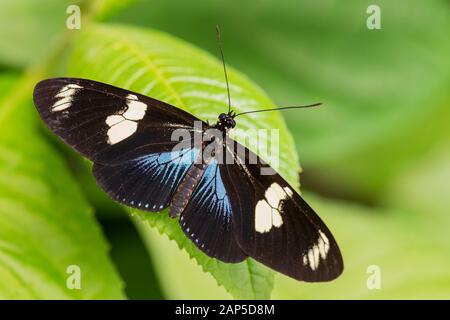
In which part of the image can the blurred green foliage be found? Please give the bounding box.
[0,73,124,299]
[0,0,449,299]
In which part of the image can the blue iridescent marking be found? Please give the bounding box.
[132,148,199,189]
[194,159,232,221]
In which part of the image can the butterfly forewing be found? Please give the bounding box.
[34,77,202,211]
[221,143,343,282]
[33,78,201,164]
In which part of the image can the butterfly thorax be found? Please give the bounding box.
[213,112,236,132]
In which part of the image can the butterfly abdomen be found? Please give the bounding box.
[169,163,207,218]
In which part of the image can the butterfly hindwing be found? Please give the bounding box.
[222,143,343,282]
[179,159,247,262]
[93,147,199,211]
[33,78,200,164]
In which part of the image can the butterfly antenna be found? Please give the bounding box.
[216,25,232,114]
[233,103,322,117]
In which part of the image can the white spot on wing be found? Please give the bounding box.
[271,210,283,228]
[105,94,148,145]
[318,230,330,259]
[105,115,124,126]
[303,254,308,266]
[126,94,138,100]
[265,183,285,207]
[283,187,294,197]
[308,248,317,270]
[255,182,290,233]
[302,230,330,270]
[123,100,147,120]
[107,120,137,144]
[255,201,272,233]
[51,84,82,112]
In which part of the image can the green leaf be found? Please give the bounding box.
[0,73,125,299]
[67,23,302,299]
[110,0,450,200]
[132,217,231,299]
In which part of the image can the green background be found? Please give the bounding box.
[0,0,449,299]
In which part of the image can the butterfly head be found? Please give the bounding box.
[215,112,236,131]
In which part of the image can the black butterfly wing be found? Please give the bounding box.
[179,159,247,262]
[222,143,343,282]
[33,78,201,164]
[93,147,199,211]
[34,77,202,211]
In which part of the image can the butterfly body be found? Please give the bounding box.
[214,112,236,131]
[170,161,207,218]
[34,77,343,281]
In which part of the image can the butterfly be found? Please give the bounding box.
[33,76,343,282]
[32,29,343,282]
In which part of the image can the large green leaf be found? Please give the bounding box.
[0,73,124,299]
[110,0,450,201]
[67,23,303,299]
